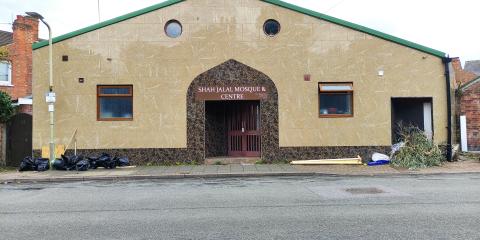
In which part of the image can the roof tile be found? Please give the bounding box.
[0,30,13,47]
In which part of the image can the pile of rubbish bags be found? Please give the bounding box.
[19,157,50,172]
[19,153,129,172]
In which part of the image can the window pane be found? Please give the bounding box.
[99,97,133,119]
[165,20,182,38]
[320,85,352,91]
[100,87,130,95]
[263,19,280,36]
[0,62,8,82]
[320,93,352,115]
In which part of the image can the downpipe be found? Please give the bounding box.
[443,56,453,161]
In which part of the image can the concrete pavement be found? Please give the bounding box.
[1,160,479,183]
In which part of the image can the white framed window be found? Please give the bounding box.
[0,61,12,86]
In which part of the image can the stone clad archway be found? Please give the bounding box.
[186,59,279,162]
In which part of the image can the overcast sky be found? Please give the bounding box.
[1,0,478,64]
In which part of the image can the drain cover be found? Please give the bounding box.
[345,187,384,195]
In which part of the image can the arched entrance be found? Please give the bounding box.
[187,59,279,162]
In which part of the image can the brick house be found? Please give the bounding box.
[452,57,478,87]
[459,76,480,151]
[0,15,40,114]
[453,57,480,151]
[0,15,40,165]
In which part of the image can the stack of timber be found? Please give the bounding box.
[290,155,363,165]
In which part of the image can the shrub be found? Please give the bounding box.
[0,46,8,61]
[0,91,15,123]
[391,125,444,170]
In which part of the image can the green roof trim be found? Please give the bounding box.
[33,0,447,58]
[32,0,185,50]
[262,0,446,58]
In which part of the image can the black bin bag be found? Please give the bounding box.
[52,158,66,170]
[19,156,35,172]
[35,158,50,171]
[117,157,130,167]
[87,156,98,169]
[76,160,90,171]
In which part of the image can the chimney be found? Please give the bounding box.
[10,15,39,101]
[451,57,478,86]
[451,57,461,71]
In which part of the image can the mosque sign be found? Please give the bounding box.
[196,86,268,101]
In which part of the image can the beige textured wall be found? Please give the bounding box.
[32,0,448,150]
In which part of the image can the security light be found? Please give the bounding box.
[25,12,44,20]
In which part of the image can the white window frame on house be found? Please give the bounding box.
[0,61,12,86]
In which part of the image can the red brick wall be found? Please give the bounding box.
[460,83,480,151]
[10,15,38,100]
[452,57,478,86]
[18,104,32,115]
[0,15,38,115]
[0,87,13,98]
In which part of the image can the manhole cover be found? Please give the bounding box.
[345,187,384,195]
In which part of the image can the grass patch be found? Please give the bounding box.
[255,159,267,165]
[391,125,444,170]
[213,161,226,165]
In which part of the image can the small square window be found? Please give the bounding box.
[97,85,133,121]
[318,82,353,118]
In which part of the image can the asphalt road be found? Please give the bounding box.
[1,174,479,240]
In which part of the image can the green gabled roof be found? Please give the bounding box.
[262,0,446,58]
[33,0,447,58]
[32,0,185,50]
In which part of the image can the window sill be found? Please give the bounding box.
[97,118,133,121]
[0,83,13,87]
[319,114,354,118]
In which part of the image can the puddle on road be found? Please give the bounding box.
[17,187,44,191]
[307,185,410,199]
[4,187,45,191]
[345,187,385,195]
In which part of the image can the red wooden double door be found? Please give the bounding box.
[226,101,261,157]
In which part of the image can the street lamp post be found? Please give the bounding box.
[26,12,55,168]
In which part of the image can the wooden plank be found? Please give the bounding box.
[290,156,363,165]
[41,145,66,158]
